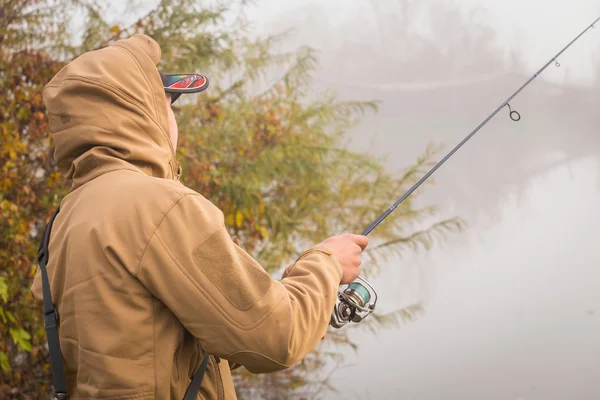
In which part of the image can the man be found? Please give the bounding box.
[31,34,369,399]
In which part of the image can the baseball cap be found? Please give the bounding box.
[159,71,209,104]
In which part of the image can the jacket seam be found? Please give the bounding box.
[135,193,199,277]
[285,248,343,281]
[208,356,224,400]
[106,169,185,199]
[110,45,177,177]
[110,45,158,121]
[224,350,295,370]
[70,390,154,399]
[151,297,157,399]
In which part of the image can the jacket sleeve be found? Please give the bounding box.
[137,193,343,374]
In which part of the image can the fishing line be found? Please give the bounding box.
[360,16,600,237]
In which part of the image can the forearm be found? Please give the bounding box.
[221,249,342,373]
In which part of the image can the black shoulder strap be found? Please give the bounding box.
[37,206,209,400]
[183,353,210,400]
[37,206,68,400]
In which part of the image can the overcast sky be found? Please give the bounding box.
[100,1,600,398]
[241,0,600,87]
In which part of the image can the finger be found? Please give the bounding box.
[352,234,369,250]
[356,255,363,268]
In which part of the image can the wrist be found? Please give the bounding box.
[294,247,343,282]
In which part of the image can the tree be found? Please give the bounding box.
[1,1,80,396]
[0,0,464,398]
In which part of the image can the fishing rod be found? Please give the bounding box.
[330,15,600,329]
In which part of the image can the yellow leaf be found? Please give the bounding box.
[258,201,265,216]
[256,225,269,239]
[235,211,243,228]
[17,107,30,121]
[110,25,121,35]
[1,179,13,191]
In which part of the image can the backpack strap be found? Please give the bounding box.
[37,206,209,400]
[37,206,68,400]
[183,353,210,400]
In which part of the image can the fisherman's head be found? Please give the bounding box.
[42,34,210,187]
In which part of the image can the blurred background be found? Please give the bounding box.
[245,2,600,398]
[2,0,599,399]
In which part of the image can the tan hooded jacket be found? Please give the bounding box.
[31,34,344,400]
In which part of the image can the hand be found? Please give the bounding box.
[314,234,369,284]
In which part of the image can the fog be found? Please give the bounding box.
[332,161,600,400]
[240,1,600,399]
[103,0,600,398]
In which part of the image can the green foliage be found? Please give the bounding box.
[1,4,72,393]
[0,0,464,398]
[9,328,32,352]
[0,276,8,302]
[0,351,10,373]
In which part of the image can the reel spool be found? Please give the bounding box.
[330,276,377,329]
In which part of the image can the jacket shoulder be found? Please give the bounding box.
[83,169,224,227]
[112,170,211,204]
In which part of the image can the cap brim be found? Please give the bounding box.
[159,72,210,104]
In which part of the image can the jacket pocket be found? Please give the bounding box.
[174,322,185,381]
[189,339,202,376]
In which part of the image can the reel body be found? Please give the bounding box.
[330,276,377,329]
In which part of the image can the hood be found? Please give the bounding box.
[43,34,181,191]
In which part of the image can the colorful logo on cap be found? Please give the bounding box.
[164,74,207,90]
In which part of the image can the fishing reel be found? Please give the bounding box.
[330,276,377,329]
